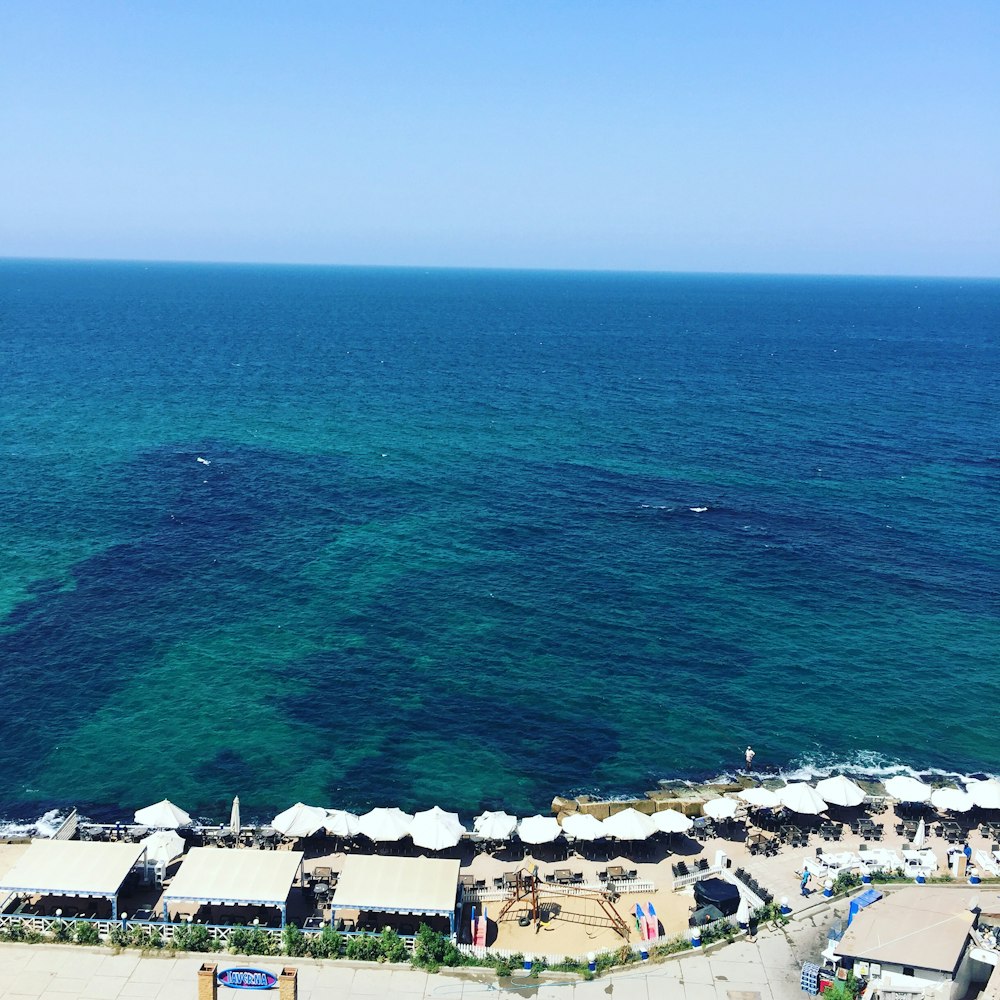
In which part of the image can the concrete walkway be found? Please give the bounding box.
[0,900,847,1000]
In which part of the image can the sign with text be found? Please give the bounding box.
[217,968,278,990]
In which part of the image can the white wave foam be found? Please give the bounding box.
[690,507,708,513]
[0,808,67,840]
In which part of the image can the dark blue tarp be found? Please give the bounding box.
[847,887,883,927]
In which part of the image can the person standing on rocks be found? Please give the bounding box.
[745,746,756,771]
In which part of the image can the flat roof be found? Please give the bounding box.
[835,887,977,974]
[332,855,460,916]
[0,840,145,899]
[163,848,303,907]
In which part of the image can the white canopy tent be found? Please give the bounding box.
[0,841,146,919]
[331,855,461,937]
[409,807,464,851]
[162,847,304,927]
[703,798,740,820]
[738,787,781,809]
[474,811,517,840]
[517,815,562,845]
[930,788,974,813]
[561,813,607,841]
[358,807,414,843]
[134,799,191,829]
[324,810,361,838]
[815,776,866,808]
[884,776,932,803]
[603,808,657,840]
[271,802,327,838]
[966,779,1000,809]
[140,830,185,866]
[778,783,828,816]
[652,809,694,834]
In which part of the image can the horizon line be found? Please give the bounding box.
[1,254,997,283]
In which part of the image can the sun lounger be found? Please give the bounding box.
[975,850,1000,877]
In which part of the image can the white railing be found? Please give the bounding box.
[463,878,655,904]
[672,866,723,889]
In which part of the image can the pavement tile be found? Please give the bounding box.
[123,963,174,986]
[94,959,140,979]
[682,984,718,1000]
[387,969,431,994]
[679,954,716,985]
[710,960,769,986]
[37,981,87,995]
[2,972,55,997]
[77,976,127,1000]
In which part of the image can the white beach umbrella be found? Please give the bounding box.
[561,813,607,841]
[517,814,562,845]
[930,788,974,813]
[474,811,518,840]
[324,809,361,837]
[272,802,327,838]
[703,798,740,820]
[358,807,414,842]
[777,783,827,816]
[140,829,186,865]
[652,809,694,834]
[966,779,1000,810]
[815,776,866,809]
[134,798,192,829]
[409,807,465,851]
[736,895,751,928]
[912,818,926,850]
[737,787,781,809]
[603,808,658,841]
[884,776,932,803]
[229,797,241,838]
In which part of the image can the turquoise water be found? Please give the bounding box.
[1,261,998,823]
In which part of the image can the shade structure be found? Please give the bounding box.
[652,809,694,834]
[815,775,866,808]
[738,787,781,809]
[778,783,827,815]
[930,788,974,813]
[359,807,414,842]
[517,814,562,845]
[134,798,191,829]
[272,802,327,838]
[409,807,465,851]
[562,813,607,841]
[324,809,361,837]
[229,797,241,839]
[473,811,517,840]
[603,807,657,841]
[736,895,751,927]
[912,818,926,850]
[703,798,739,820]
[966,779,1000,810]
[884,776,932,803]
[140,829,186,865]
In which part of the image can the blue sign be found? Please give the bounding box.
[217,968,278,990]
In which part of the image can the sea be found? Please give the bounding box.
[1,259,997,831]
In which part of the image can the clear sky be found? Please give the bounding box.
[1,1,997,275]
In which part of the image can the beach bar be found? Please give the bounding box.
[331,855,461,938]
[162,848,304,928]
[0,840,147,919]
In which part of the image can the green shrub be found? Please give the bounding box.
[652,935,693,957]
[107,924,130,948]
[128,925,163,950]
[171,923,217,953]
[306,926,343,960]
[227,926,252,953]
[282,923,307,958]
[75,922,101,946]
[378,928,408,963]
[346,934,381,962]
[832,871,863,895]
[50,919,73,943]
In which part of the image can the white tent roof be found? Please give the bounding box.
[738,787,781,808]
[703,798,739,820]
[652,809,693,834]
[815,775,866,808]
[517,815,562,844]
[603,808,657,840]
[474,811,517,839]
[332,855,460,916]
[271,802,327,838]
[134,799,191,829]
[324,810,361,837]
[884,775,932,803]
[966,779,1000,809]
[140,830,186,865]
[163,848,303,907]
[0,841,146,899]
[561,813,607,840]
[930,788,974,813]
[409,807,464,851]
[359,807,414,842]
[778,783,827,815]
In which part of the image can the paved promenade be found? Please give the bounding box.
[0,900,846,1000]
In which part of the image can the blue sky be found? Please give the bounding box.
[1,1,997,275]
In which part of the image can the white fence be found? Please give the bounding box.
[463,878,655,904]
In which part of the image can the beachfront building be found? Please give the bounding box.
[330,855,461,939]
[834,887,994,1000]
[162,847,304,928]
